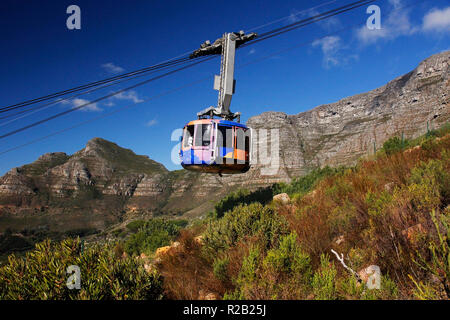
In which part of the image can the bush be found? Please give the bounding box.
[211,187,274,219]
[381,136,409,155]
[213,257,230,282]
[312,254,337,300]
[0,238,163,300]
[263,233,311,278]
[124,218,187,256]
[203,203,289,256]
[126,220,146,233]
[274,166,345,197]
[409,210,450,299]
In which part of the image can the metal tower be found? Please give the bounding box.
[190,31,257,122]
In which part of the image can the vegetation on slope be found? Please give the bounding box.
[0,124,448,300]
[124,218,188,256]
[158,124,450,300]
[0,238,163,300]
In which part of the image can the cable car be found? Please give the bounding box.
[180,119,251,174]
[179,31,257,175]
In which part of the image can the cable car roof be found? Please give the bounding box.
[184,118,248,129]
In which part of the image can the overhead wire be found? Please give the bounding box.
[245,0,338,32]
[0,56,197,126]
[0,2,337,125]
[0,55,217,140]
[0,0,370,115]
[4,0,422,155]
[241,0,375,47]
[0,56,193,113]
[0,0,378,140]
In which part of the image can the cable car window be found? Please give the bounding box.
[183,125,194,148]
[217,125,233,148]
[236,127,244,150]
[245,134,250,162]
[194,124,212,147]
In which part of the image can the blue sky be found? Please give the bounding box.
[0,0,449,174]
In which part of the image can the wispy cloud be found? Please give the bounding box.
[287,10,301,24]
[248,48,256,55]
[312,36,341,68]
[103,101,115,107]
[113,90,144,103]
[146,119,157,127]
[61,98,102,112]
[101,62,125,74]
[422,7,450,32]
[100,90,144,107]
[356,0,418,45]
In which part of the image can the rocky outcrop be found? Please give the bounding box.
[236,50,449,183]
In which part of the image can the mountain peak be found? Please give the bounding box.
[78,137,168,174]
[85,137,117,151]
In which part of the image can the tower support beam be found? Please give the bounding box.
[191,31,257,121]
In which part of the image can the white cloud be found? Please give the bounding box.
[312,36,341,68]
[287,11,301,24]
[61,98,102,112]
[248,48,256,55]
[101,62,125,74]
[146,119,157,127]
[423,7,450,32]
[356,0,418,45]
[113,90,144,103]
[103,101,115,107]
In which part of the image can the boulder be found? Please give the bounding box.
[198,289,220,300]
[273,193,290,205]
[334,235,345,245]
[358,265,381,289]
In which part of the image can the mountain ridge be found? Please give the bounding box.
[0,50,448,233]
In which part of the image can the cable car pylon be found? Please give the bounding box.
[192,31,257,121]
[180,31,257,176]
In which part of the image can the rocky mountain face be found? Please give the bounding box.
[0,138,235,231]
[0,51,448,231]
[239,50,449,184]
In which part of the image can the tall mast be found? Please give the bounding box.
[191,31,257,122]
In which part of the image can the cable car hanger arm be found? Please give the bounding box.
[190,31,257,122]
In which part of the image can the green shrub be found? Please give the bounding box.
[409,159,450,208]
[409,210,450,299]
[213,257,230,282]
[0,238,163,300]
[273,166,344,197]
[312,254,337,300]
[124,218,187,255]
[381,136,409,155]
[203,203,289,255]
[263,233,311,279]
[338,273,398,300]
[211,187,274,219]
[366,191,393,218]
[235,246,261,292]
[126,220,146,233]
